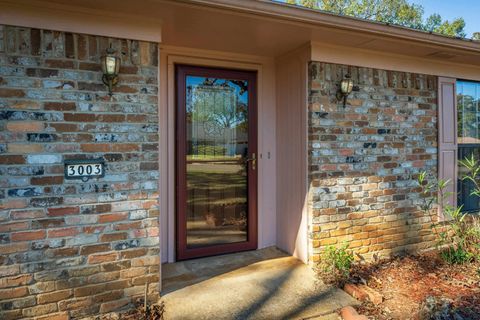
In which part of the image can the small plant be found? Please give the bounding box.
[128,281,165,320]
[460,153,480,198]
[417,156,480,264]
[317,242,354,286]
[131,299,165,320]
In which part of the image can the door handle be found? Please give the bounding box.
[246,153,256,170]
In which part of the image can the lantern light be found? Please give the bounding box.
[336,74,359,107]
[101,46,121,96]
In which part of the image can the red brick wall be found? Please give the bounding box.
[0,25,160,319]
[308,62,438,262]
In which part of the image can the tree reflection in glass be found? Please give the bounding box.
[185,76,249,248]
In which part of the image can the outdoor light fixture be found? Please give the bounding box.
[336,74,359,107]
[101,46,121,96]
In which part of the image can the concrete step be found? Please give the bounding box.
[161,247,357,320]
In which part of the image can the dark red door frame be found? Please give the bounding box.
[175,64,258,261]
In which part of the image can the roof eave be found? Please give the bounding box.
[172,0,480,54]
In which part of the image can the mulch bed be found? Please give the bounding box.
[349,251,480,320]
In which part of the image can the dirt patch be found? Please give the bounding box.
[349,252,480,319]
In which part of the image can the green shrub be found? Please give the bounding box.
[317,242,354,285]
[417,155,480,264]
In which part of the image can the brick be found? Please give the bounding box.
[63,113,95,122]
[0,242,29,255]
[47,206,79,216]
[47,227,79,238]
[45,59,75,69]
[78,62,99,71]
[80,243,110,255]
[35,312,69,320]
[0,88,25,97]
[22,303,57,317]
[87,252,117,264]
[100,233,128,242]
[3,295,37,309]
[82,225,106,234]
[7,143,44,153]
[88,271,120,284]
[0,26,160,320]
[0,198,28,209]
[104,279,129,291]
[114,221,141,231]
[343,283,382,305]
[101,261,130,272]
[77,34,88,60]
[0,310,23,320]
[29,28,41,55]
[49,123,78,132]
[73,283,105,297]
[11,230,46,241]
[37,289,72,304]
[98,213,127,223]
[0,221,29,232]
[132,273,158,285]
[0,286,28,300]
[340,306,368,320]
[99,298,130,313]
[80,143,110,152]
[111,143,140,152]
[31,218,65,229]
[120,248,147,259]
[131,256,159,267]
[0,265,20,278]
[27,154,62,164]
[32,176,64,185]
[0,155,26,165]
[58,297,92,311]
[68,266,100,278]
[44,102,76,111]
[48,247,79,257]
[0,274,32,288]
[120,267,146,279]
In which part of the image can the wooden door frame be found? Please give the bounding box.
[175,64,258,260]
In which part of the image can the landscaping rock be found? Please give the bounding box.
[343,283,383,305]
[340,306,368,320]
[417,296,466,320]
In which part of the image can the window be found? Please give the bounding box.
[457,80,480,213]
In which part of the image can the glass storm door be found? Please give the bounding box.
[176,65,257,260]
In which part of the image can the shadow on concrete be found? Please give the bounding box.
[161,247,289,294]
[161,247,357,320]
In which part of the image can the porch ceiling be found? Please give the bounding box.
[7,0,480,66]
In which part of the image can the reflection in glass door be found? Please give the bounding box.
[176,65,257,260]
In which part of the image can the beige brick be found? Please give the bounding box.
[6,121,44,132]
[99,298,130,313]
[131,255,159,267]
[37,289,72,304]
[0,274,32,288]
[120,267,146,279]
[7,143,44,153]
[35,312,69,320]
[22,303,57,317]
[0,242,29,255]
[58,297,92,311]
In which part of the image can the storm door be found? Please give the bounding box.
[176,65,257,260]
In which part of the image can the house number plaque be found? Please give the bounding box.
[64,158,105,182]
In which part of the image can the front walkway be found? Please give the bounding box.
[161,247,357,320]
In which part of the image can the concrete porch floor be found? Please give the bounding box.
[161,247,358,320]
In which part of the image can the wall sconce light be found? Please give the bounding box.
[101,46,121,96]
[336,74,359,107]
